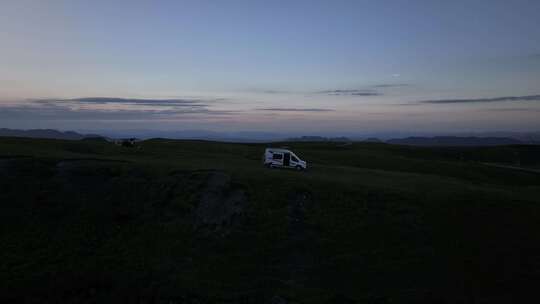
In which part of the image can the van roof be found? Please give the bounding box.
[265,148,291,153]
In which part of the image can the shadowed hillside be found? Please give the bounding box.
[1,137,540,303]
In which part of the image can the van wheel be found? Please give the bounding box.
[295,165,303,171]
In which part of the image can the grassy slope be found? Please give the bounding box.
[1,137,539,303]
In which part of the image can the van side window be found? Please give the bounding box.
[291,156,298,162]
[272,153,282,160]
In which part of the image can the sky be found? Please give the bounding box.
[1,0,540,136]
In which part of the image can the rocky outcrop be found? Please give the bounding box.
[192,171,248,236]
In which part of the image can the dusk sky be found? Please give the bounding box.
[1,0,540,135]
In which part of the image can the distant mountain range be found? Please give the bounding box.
[0,128,281,142]
[0,128,102,140]
[1,128,540,146]
[287,135,539,146]
[386,136,529,146]
[286,136,351,142]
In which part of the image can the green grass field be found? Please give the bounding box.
[1,137,539,303]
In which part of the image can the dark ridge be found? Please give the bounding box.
[0,128,104,141]
[387,136,525,146]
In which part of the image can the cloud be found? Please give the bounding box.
[349,92,380,96]
[259,90,285,94]
[256,108,334,112]
[419,94,540,104]
[371,84,410,88]
[487,107,540,112]
[316,89,381,96]
[0,105,235,121]
[245,89,291,94]
[313,84,410,96]
[0,97,235,121]
[34,97,215,107]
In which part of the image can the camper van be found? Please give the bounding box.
[263,148,307,170]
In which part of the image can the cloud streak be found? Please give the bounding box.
[251,86,407,96]
[245,89,291,95]
[0,105,235,120]
[371,84,410,88]
[257,108,334,112]
[487,107,540,112]
[419,94,540,104]
[0,97,236,121]
[34,97,215,107]
[316,89,381,96]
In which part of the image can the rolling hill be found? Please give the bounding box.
[1,137,539,303]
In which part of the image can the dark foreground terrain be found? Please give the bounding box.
[1,137,540,303]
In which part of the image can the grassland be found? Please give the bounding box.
[1,137,539,303]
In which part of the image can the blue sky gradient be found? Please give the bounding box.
[1,0,539,134]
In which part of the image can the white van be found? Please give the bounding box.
[263,148,307,170]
